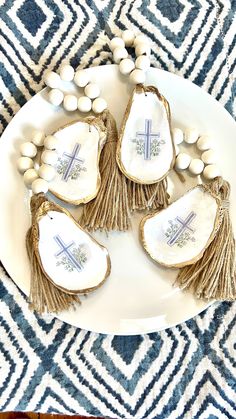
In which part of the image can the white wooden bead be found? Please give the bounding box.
[113,47,128,63]
[41,150,58,166]
[43,71,61,89]
[84,83,100,99]
[203,164,221,180]
[38,164,56,181]
[59,64,74,81]
[129,69,146,84]
[172,127,184,145]
[184,128,199,144]
[110,37,125,51]
[74,70,90,87]
[119,58,135,75]
[48,88,64,106]
[175,153,191,170]
[63,94,78,111]
[20,142,37,158]
[77,96,92,112]
[44,135,58,150]
[122,30,135,47]
[92,98,107,114]
[135,43,150,56]
[134,34,148,47]
[32,178,49,194]
[135,55,150,71]
[201,149,216,165]
[32,130,45,147]
[189,158,204,175]
[23,169,38,187]
[197,135,213,151]
[17,157,34,174]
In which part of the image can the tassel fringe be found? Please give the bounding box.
[80,110,130,231]
[176,177,236,301]
[127,178,169,211]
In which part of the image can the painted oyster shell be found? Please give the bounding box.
[49,116,106,204]
[140,185,221,268]
[117,85,175,184]
[33,200,110,294]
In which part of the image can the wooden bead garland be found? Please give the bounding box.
[44,67,107,114]
[173,127,220,179]
[17,132,59,193]
[110,31,151,85]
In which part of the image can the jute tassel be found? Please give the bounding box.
[127,177,169,211]
[176,177,236,301]
[80,110,130,231]
[26,193,80,314]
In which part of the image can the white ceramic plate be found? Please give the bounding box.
[0,65,235,335]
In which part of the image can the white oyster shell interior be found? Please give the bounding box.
[50,121,105,203]
[141,187,218,267]
[119,91,174,183]
[38,210,109,291]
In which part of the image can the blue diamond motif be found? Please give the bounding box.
[111,336,143,365]
[17,0,46,36]
[158,0,184,22]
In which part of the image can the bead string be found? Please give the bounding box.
[110,31,151,85]
[172,127,220,180]
[17,130,59,194]
[44,67,107,114]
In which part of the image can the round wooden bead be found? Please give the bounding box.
[20,142,37,158]
[135,55,150,71]
[92,98,107,114]
[110,37,125,51]
[197,135,213,151]
[17,157,34,174]
[189,158,204,175]
[84,83,100,99]
[175,153,191,170]
[32,178,49,194]
[201,149,216,165]
[77,96,92,112]
[38,164,56,181]
[74,70,90,87]
[23,168,38,187]
[44,135,58,150]
[122,30,135,47]
[63,94,78,111]
[119,58,135,75]
[134,34,148,47]
[32,130,45,147]
[113,47,128,63]
[41,150,58,166]
[172,127,184,145]
[129,69,146,84]
[43,71,61,89]
[48,88,64,106]
[59,64,74,81]
[135,43,150,56]
[203,164,221,180]
[184,128,199,144]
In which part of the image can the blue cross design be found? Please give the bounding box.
[136,119,160,160]
[54,235,82,272]
[167,211,196,247]
[62,143,84,182]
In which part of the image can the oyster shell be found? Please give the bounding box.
[117,85,175,184]
[140,185,221,268]
[49,116,106,205]
[32,200,110,294]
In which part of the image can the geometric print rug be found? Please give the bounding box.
[0,1,236,418]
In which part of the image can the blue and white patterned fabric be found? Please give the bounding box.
[0,1,236,417]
